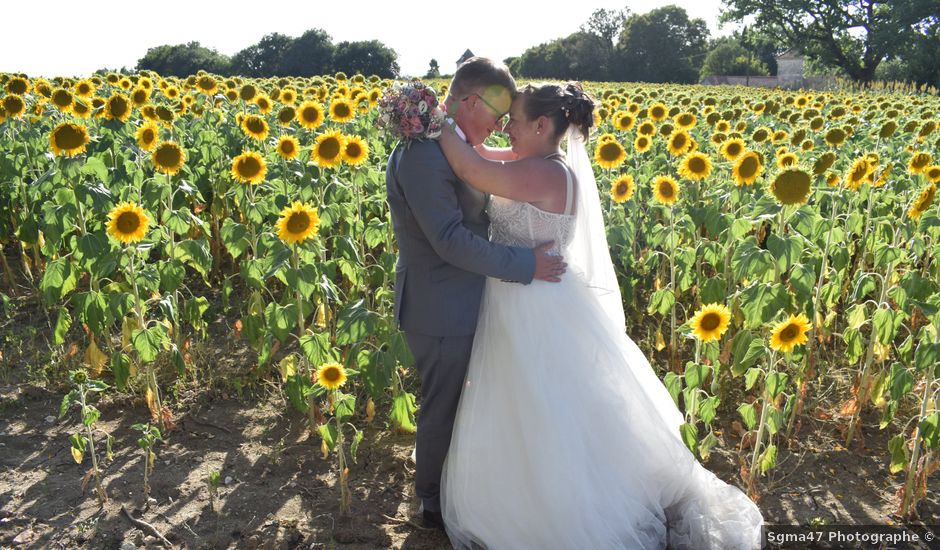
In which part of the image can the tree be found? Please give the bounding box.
[230,33,293,77]
[136,42,231,77]
[332,40,400,78]
[580,7,630,54]
[278,29,334,77]
[425,59,441,78]
[700,37,770,78]
[615,5,710,83]
[720,0,940,83]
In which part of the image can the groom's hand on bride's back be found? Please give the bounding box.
[533,241,566,283]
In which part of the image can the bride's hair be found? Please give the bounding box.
[518,81,595,140]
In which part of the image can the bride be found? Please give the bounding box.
[434,82,765,549]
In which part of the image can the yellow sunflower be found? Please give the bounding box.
[316,362,347,390]
[277,106,296,127]
[254,94,273,114]
[844,158,873,191]
[690,303,731,343]
[2,94,26,118]
[135,122,160,151]
[594,140,627,169]
[719,138,746,161]
[238,84,257,102]
[770,169,812,205]
[107,202,150,244]
[276,135,300,160]
[610,175,635,203]
[666,129,692,157]
[924,165,940,184]
[732,152,763,186]
[240,114,269,141]
[873,162,894,188]
[130,87,150,107]
[637,121,656,136]
[678,152,712,181]
[280,87,297,105]
[769,313,810,353]
[5,76,30,95]
[296,100,325,130]
[776,151,799,169]
[812,152,836,175]
[71,98,91,119]
[342,135,369,166]
[652,175,679,205]
[647,102,668,121]
[907,183,937,220]
[598,133,617,144]
[195,75,217,95]
[329,98,355,123]
[276,201,320,245]
[311,130,346,168]
[908,152,932,175]
[612,111,636,132]
[826,171,842,187]
[633,134,652,154]
[51,87,74,112]
[49,122,90,157]
[103,93,132,122]
[673,111,696,130]
[230,151,267,185]
[151,141,185,176]
[824,127,847,148]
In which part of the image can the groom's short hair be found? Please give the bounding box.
[448,57,516,100]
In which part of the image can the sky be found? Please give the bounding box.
[2,0,737,79]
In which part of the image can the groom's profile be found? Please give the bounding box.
[384,57,564,529]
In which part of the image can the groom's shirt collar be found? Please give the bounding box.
[453,122,468,142]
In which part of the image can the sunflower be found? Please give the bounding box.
[594,140,627,169]
[51,88,74,112]
[329,98,355,123]
[277,106,296,127]
[719,138,745,161]
[732,151,763,186]
[239,84,257,102]
[825,171,842,187]
[2,94,26,118]
[229,151,267,185]
[873,163,894,188]
[908,152,932,175]
[674,111,696,130]
[678,152,712,181]
[342,135,369,166]
[824,127,847,147]
[648,102,668,121]
[296,101,325,130]
[135,122,159,151]
[106,202,150,244]
[637,121,656,136]
[71,98,91,119]
[276,135,300,160]
[103,93,132,122]
[49,122,90,157]
[770,169,812,205]
[634,135,652,153]
[690,303,731,343]
[878,120,898,139]
[254,94,273,114]
[610,175,635,203]
[316,362,347,390]
[751,127,770,143]
[907,183,937,220]
[844,158,873,191]
[666,129,692,157]
[130,87,150,107]
[280,87,297,105]
[776,151,799,169]
[652,175,679,205]
[924,165,940,184]
[151,141,185,175]
[276,201,320,245]
[311,130,345,168]
[241,114,269,141]
[196,75,217,95]
[598,133,617,144]
[812,152,836,175]
[612,111,635,132]
[5,76,30,95]
[769,313,810,353]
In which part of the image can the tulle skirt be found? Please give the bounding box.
[440,273,765,550]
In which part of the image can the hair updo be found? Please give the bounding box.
[518,81,595,141]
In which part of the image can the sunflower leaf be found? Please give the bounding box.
[759,444,777,474]
[738,402,758,431]
[888,434,909,474]
[679,422,698,453]
[335,394,356,424]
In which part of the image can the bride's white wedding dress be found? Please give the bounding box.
[439,150,764,549]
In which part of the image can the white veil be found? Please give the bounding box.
[564,126,626,330]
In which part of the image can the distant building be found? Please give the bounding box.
[700,48,834,90]
[456,49,474,68]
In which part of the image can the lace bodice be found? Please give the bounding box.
[487,158,576,255]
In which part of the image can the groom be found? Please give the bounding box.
[385,57,565,529]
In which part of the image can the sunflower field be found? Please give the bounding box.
[1,70,938,521]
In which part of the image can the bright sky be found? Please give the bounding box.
[2,0,736,79]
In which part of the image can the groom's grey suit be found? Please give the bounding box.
[386,138,535,516]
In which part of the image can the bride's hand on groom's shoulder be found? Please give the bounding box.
[533,241,566,283]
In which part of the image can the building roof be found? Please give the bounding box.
[457,49,474,64]
[776,48,803,60]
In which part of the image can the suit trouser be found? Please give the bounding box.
[404,331,476,514]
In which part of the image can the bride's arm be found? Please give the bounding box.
[473,143,518,161]
[439,124,562,203]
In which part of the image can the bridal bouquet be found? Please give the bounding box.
[376,80,446,142]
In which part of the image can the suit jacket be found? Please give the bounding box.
[385,139,535,336]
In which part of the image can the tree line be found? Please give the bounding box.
[136,29,399,79]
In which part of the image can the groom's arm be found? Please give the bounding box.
[395,143,536,284]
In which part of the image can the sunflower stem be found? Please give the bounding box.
[748,351,777,495]
[335,396,350,517]
[78,385,107,504]
[668,206,678,373]
[0,242,16,296]
[900,350,936,519]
